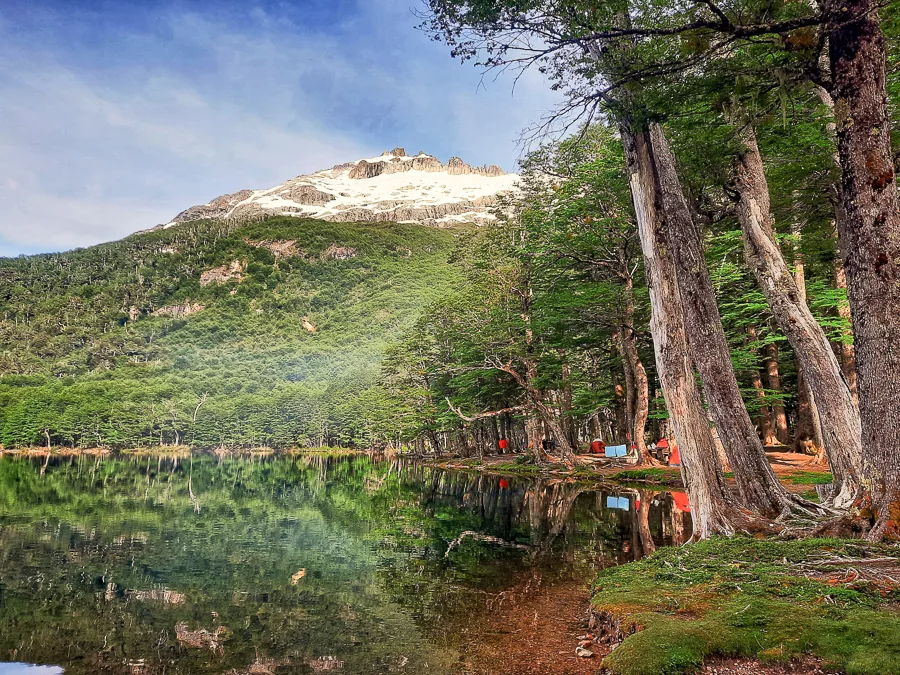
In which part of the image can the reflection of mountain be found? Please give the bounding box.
[0,454,690,674]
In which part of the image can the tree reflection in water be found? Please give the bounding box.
[0,453,690,674]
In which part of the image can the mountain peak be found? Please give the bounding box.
[164,150,519,229]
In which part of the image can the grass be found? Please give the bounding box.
[592,537,900,675]
[787,471,835,485]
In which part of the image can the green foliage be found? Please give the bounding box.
[0,217,461,449]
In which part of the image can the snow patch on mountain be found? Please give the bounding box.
[163,148,519,228]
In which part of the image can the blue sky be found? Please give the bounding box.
[0,0,560,256]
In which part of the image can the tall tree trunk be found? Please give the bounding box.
[815,80,860,407]
[833,258,859,403]
[733,126,862,508]
[618,329,636,441]
[647,122,803,519]
[746,328,778,446]
[791,216,826,451]
[620,276,656,464]
[761,343,790,445]
[622,120,762,537]
[611,350,627,443]
[825,0,900,537]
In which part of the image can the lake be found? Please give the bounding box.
[0,453,691,674]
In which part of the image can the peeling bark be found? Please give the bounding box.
[826,0,900,536]
[733,126,862,508]
[647,122,802,519]
[622,120,770,537]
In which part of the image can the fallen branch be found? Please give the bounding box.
[445,530,531,558]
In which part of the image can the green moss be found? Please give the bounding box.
[593,537,900,675]
[788,472,834,485]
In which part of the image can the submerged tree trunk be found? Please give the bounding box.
[647,122,803,519]
[622,121,762,537]
[733,126,862,508]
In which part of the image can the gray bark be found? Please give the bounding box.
[733,126,862,508]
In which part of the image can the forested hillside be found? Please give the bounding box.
[0,217,461,449]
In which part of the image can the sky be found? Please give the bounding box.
[0,0,561,257]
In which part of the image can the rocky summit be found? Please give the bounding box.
[164,148,519,228]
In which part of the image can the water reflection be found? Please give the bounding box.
[0,454,690,674]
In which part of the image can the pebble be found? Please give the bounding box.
[575,647,594,658]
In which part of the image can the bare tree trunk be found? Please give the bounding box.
[816,78,860,409]
[833,258,859,403]
[824,0,900,537]
[733,126,862,508]
[618,329,636,440]
[620,276,656,464]
[611,350,627,444]
[622,121,763,537]
[747,328,777,446]
[791,217,826,451]
[761,343,790,446]
[648,122,802,519]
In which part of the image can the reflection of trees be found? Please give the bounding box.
[0,453,694,674]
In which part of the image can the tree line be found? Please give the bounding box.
[399,0,900,540]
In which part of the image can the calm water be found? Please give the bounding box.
[0,454,690,674]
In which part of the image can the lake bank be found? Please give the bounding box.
[588,537,900,675]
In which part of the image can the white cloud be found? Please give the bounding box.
[0,1,564,256]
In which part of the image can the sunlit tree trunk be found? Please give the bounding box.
[647,122,802,518]
[733,126,862,508]
[622,120,758,537]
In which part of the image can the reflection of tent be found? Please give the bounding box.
[606,495,631,510]
[671,491,691,512]
[605,444,629,458]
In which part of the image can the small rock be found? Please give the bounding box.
[575,647,594,658]
[578,640,593,649]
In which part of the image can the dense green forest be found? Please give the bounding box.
[413,0,900,541]
[0,218,461,449]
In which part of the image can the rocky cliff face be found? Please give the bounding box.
[164,149,518,228]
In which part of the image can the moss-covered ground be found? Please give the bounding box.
[592,537,900,675]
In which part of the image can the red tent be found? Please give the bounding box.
[671,491,691,512]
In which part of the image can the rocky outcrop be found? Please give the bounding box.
[280,184,334,205]
[162,149,519,228]
[320,244,357,260]
[152,302,204,318]
[172,190,253,222]
[348,160,383,180]
[200,260,244,286]
[247,240,301,260]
